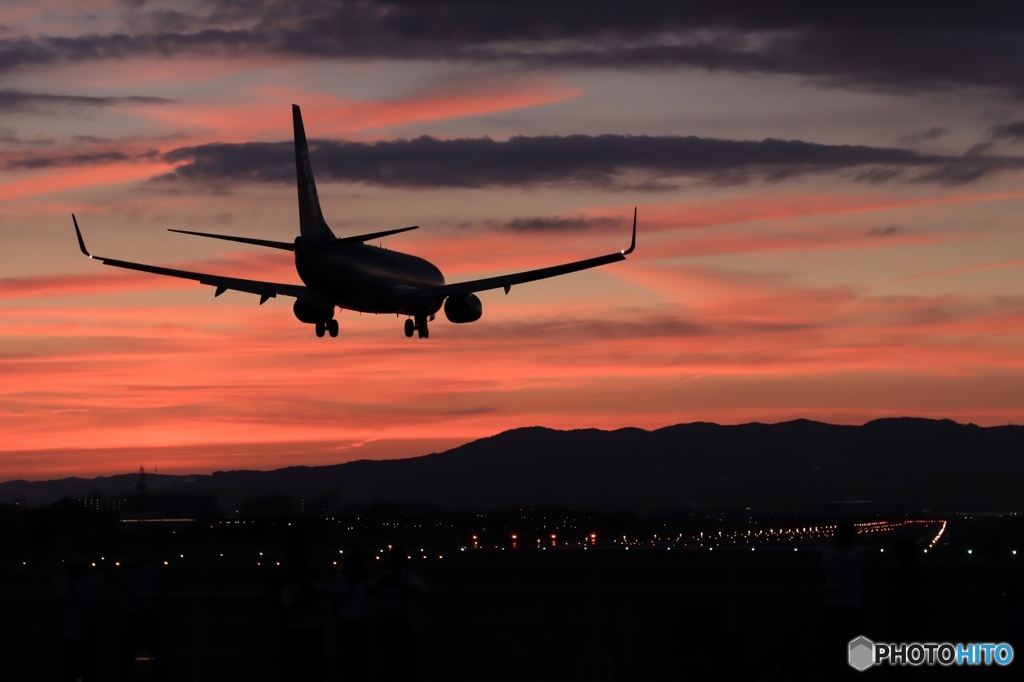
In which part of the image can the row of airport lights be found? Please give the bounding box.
[460,519,964,553]
[15,518,1020,569]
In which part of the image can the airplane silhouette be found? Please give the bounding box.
[74,105,636,339]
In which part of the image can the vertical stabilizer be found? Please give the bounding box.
[292,104,335,239]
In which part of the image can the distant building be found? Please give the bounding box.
[78,495,128,512]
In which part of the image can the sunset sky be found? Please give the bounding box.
[3,1,1024,480]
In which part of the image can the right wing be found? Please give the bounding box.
[73,215,327,306]
[167,224,419,249]
[395,208,636,307]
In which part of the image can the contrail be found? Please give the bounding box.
[884,258,1024,285]
[642,373,710,401]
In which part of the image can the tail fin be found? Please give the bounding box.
[292,104,335,239]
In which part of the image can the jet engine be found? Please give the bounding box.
[443,293,483,323]
[293,299,334,324]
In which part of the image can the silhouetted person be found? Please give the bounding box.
[371,547,426,682]
[54,544,103,682]
[117,543,160,681]
[273,540,327,681]
[820,523,865,678]
[332,552,373,682]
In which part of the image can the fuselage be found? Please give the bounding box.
[294,236,445,315]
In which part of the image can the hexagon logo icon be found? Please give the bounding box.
[848,636,875,671]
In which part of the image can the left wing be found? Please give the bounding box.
[73,215,327,306]
[396,208,636,306]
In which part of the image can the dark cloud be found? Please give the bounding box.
[502,216,620,232]
[2,148,158,170]
[990,120,1024,140]
[854,167,905,184]
[0,90,170,114]
[0,127,55,146]
[157,133,1024,190]
[4,1,1024,96]
[900,127,949,144]
[869,226,900,237]
[909,164,990,185]
[4,151,132,170]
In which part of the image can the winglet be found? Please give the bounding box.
[621,207,637,255]
[72,214,93,258]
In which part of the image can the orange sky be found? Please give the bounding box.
[2,2,1024,480]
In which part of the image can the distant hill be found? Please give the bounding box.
[3,419,1022,512]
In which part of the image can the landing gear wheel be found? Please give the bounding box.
[404,319,415,338]
[315,321,326,338]
[415,315,429,339]
[328,319,339,338]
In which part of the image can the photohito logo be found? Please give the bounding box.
[848,636,1014,670]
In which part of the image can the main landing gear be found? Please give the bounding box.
[404,315,430,339]
[315,319,339,338]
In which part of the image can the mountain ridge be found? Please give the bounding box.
[2,418,1021,511]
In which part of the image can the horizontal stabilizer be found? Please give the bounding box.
[331,225,419,246]
[169,229,296,251]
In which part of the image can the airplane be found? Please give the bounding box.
[73,104,636,339]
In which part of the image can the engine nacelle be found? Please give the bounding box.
[293,299,334,324]
[444,293,483,323]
